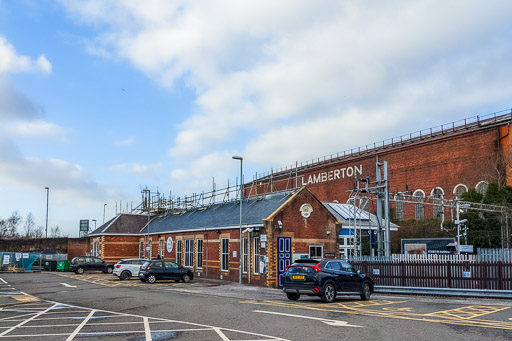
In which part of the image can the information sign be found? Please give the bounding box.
[79,220,89,232]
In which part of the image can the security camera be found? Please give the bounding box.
[277,220,283,228]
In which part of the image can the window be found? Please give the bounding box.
[476,181,489,195]
[93,241,100,257]
[309,245,323,259]
[242,237,248,273]
[325,261,341,270]
[453,184,468,198]
[164,261,178,268]
[253,237,260,275]
[196,239,203,269]
[160,239,164,258]
[341,261,355,273]
[176,239,182,265]
[185,239,194,267]
[139,241,144,259]
[395,193,405,221]
[432,187,444,218]
[413,190,425,220]
[221,238,229,271]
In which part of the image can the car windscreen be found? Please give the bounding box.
[288,266,314,274]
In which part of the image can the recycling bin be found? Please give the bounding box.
[57,260,70,272]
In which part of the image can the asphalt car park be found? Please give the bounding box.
[2,272,512,340]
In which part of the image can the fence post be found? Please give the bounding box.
[447,261,452,288]
[498,261,503,290]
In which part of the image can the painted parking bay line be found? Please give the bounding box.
[253,310,363,328]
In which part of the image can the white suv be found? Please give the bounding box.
[113,258,148,280]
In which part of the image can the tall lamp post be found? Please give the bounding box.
[92,219,97,231]
[232,155,243,284]
[44,187,49,238]
[103,204,107,224]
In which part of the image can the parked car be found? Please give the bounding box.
[282,259,374,302]
[70,256,114,274]
[113,258,148,280]
[138,260,193,283]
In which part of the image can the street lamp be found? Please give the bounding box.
[92,219,97,230]
[103,204,107,224]
[44,187,49,238]
[232,155,243,284]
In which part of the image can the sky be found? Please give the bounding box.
[1,0,511,237]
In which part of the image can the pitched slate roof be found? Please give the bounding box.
[140,191,295,235]
[89,214,149,236]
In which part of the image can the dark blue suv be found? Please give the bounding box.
[282,259,374,302]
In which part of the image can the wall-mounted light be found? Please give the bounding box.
[277,220,283,228]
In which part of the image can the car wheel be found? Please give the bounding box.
[360,282,371,301]
[182,274,191,283]
[120,271,131,280]
[75,267,84,274]
[321,282,336,303]
[147,274,156,284]
[105,267,113,274]
[286,293,300,301]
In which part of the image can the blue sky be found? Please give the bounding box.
[1,0,511,237]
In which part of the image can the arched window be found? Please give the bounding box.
[431,187,444,218]
[453,184,468,198]
[413,190,425,220]
[475,181,489,195]
[395,193,405,221]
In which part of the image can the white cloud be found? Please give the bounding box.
[60,0,512,196]
[4,119,69,141]
[0,36,52,75]
[114,136,135,146]
[110,162,163,176]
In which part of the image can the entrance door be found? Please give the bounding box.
[277,237,292,288]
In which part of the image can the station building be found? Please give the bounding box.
[89,110,512,286]
[89,187,342,288]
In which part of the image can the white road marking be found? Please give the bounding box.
[253,310,363,328]
[143,316,152,341]
[65,309,96,341]
[213,327,230,341]
[60,283,77,288]
[0,303,58,336]
[0,278,7,284]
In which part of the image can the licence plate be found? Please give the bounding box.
[292,275,305,280]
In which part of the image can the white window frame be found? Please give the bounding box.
[413,189,425,220]
[185,239,194,268]
[139,241,144,259]
[242,237,248,273]
[453,184,468,198]
[309,245,323,259]
[196,239,203,269]
[176,239,182,265]
[221,238,229,272]
[253,237,260,275]
[160,239,164,258]
[395,193,405,221]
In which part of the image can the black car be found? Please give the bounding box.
[138,260,193,284]
[282,259,374,303]
[70,256,114,274]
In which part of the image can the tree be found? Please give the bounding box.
[461,183,512,249]
[50,225,62,238]
[0,211,22,238]
[23,213,35,238]
[33,225,44,238]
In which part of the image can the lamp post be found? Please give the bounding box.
[232,155,243,284]
[44,187,49,238]
[103,204,107,224]
[92,219,97,230]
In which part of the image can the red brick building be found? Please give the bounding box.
[248,111,512,221]
[89,187,341,288]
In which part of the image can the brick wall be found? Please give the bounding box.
[251,127,501,220]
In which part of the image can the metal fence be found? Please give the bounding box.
[352,260,512,291]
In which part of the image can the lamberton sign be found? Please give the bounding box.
[301,165,363,186]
